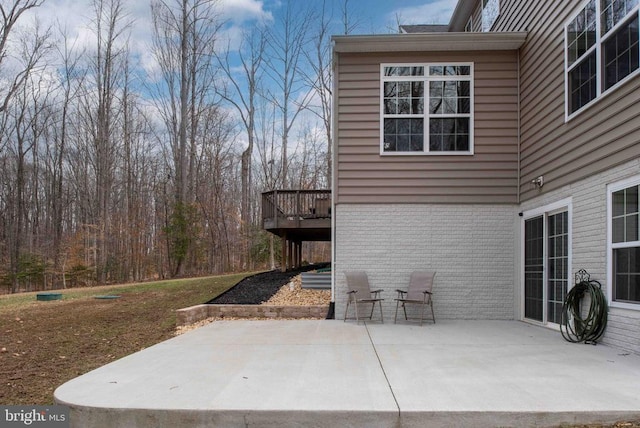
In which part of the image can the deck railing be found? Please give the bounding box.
[262,190,331,227]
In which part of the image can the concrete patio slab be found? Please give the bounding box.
[54,320,640,428]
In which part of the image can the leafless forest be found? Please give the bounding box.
[0,0,353,293]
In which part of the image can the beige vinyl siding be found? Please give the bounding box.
[335,50,519,205]
[490,0,640,201]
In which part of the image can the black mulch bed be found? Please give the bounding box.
[206,263,330,305]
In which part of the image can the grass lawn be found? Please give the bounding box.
[0,273,251,405]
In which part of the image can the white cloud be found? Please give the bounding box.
[19,0,273,84]
[218,0,272,51]
[388,0,457,26]
[219,0,272,24]
[24,0,272,56]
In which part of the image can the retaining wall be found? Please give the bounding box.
[176,304,329,326]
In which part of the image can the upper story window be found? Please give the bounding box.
[381,63,473,155]
[566,0,640,118]
[482,0,500,31]
[608,176,640,309]
[465,16,473,32]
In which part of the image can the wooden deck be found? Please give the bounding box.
[262,190,331,271]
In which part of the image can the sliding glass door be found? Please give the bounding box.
[523,205,570,326]
[524,216,544,321]
[547,211,569,324]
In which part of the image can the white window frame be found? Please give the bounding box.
[607,174,640,310]
[482,0,500,32]
[521,198,573,328]
[564,0,640,121]
[379,62,474,156]
[465,16,473,32]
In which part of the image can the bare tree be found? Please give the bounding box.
[47,24,86,286]
[81,0,131,283]
[0,1,52,292]
[288,123,327,190]
[215,26,265,269]
[264,1,314,188]
[255,97,281,191]
[150,0,223,276]
[340,0,362,35]
[302,0,334,187]
[193,105,237,273]
[254,96,281,270]
[0,0,47,114]
[119,56,156,282]
[4,63,53,291]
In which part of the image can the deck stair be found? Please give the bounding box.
[301,272,331,290]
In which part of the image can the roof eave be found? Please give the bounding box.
[448,0,478,32]
[332,32,528,53]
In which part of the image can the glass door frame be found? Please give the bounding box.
[520,198,573,327]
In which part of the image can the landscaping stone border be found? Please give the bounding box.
[176,304,329,326]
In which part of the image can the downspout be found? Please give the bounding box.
[328,41,339,319]
[517,51,521,205]
[516,48,523,321]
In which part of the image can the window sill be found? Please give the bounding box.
[380,151,474,156]
[609,301,640,312]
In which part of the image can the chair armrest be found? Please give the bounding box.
[371,289,383,298]
[347,290,358,295]
[423,291,432,295]
[396,289,407,294]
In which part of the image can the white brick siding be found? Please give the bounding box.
[334,204,518,321]
[520,158,640,354]
[333,159,640,353]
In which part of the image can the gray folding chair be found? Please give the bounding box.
[343,271,384,323]
[394,271,435,325]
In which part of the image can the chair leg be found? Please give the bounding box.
[369,301,375,320]
[343,300,350,322]
[430,301,435,324]
[402,302,408,321]
[420,302,425,326]
[354,300,360,324]
[378,301,384,323]
[394,300,400,323]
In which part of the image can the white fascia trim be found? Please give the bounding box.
[332,32,528,53]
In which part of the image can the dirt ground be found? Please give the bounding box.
[2,297,164,404]
[0,275,244,405]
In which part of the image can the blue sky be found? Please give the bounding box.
[337,0,457,32]
[22,0,458,83]
[256,0,458,34]
[31,0,458,43]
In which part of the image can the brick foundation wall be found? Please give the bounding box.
[334,204,518,321]
[520,158,640,354]
[176,304,329,326]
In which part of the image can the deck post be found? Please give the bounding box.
[288,239,294,270]
[297,241,302,267]
[281,232,287,272]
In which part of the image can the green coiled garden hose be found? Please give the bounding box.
[560,270,608,344]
